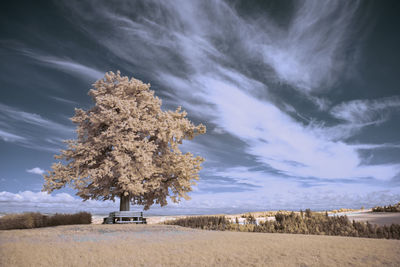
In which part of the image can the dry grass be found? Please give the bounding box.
[1,224,399,266]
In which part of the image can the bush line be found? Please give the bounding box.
[166,210,400,239]
[0,212,92,230]
[372,202,400,212]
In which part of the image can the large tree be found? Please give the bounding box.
[43,71,206,211]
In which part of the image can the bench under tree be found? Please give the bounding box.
[103,211,147,224]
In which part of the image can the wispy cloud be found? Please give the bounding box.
[15,46,105,82]
[50,96,79,106]
[258,0,363,92]
[330,96,400,124]
[36,57,105,81]
[26,167,45,175]
[212,127,225,135]
[0,103,73,133]
[195,74,399,180]
[0,129,26,142]
[0,103,74,152]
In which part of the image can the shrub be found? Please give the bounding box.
[0,212,92,230]
[165,216,228,230]
[46,212,92,226]
[372,202,400,212]
[0,212,43,230]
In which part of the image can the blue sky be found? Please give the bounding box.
[1,0,400,215]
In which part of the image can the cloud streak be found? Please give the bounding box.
[37,57,105,81]
[16,47,105,82]
[0,103,74,152]
[330,96,400,124]
[0,103,72,133]
[0,129,26,142]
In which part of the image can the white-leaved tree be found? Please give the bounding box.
[43,71,206,211]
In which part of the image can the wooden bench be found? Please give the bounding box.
[103,211,147,224]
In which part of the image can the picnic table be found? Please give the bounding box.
[103,211,147,224]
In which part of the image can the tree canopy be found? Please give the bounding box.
[43,71,206,210]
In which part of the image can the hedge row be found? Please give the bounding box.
[0,212,92,230]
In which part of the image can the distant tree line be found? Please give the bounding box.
[166,209,400,240]
[372,202,400,212]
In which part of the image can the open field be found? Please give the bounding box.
[1,224,400,267]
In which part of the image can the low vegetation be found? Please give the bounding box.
[329,208,361,214]
[232,208,361,219]
[165,216,230,230]
[372,202,400,212]
[240,210,293,218]
[0,212,91,230]
[166,209,400,239]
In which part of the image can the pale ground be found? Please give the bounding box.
[340,211,400,226]
[1,224,399,267]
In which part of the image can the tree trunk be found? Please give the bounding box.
[120,193,130,211]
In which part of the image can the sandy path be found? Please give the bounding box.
[1,224,399,267]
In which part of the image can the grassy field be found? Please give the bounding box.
[1,224,400,266]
